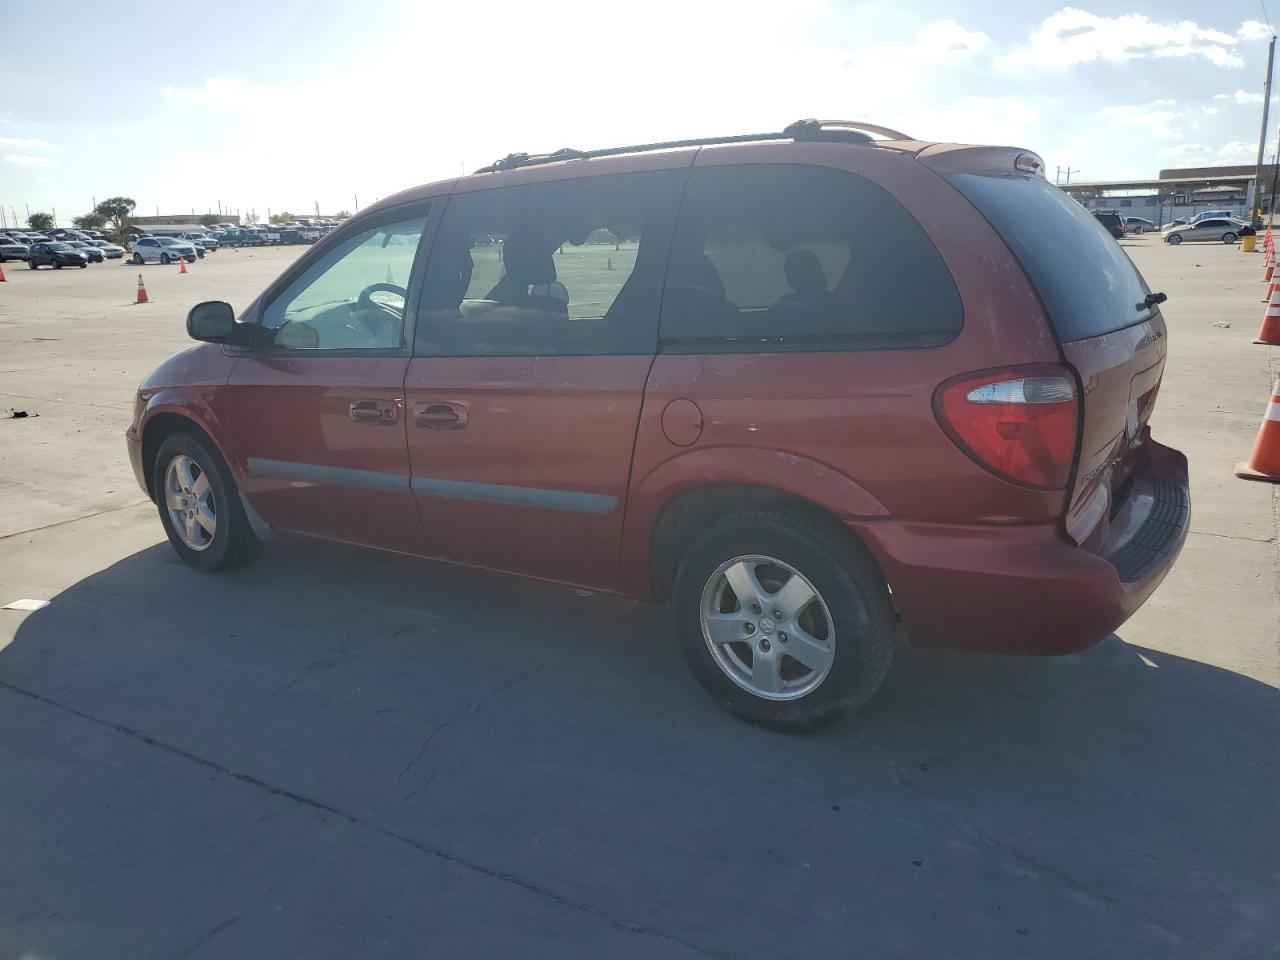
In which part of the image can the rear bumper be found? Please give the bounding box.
[852,439,1189,655]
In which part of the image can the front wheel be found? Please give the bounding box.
[673,511,895,732]
[28,260,37,269]
[79,262,87,268]
[153,431,263,572]
[1167,233,1183,245]
[1223,232,1238,244]
[53,261,62,269]
[132,253,143,264]
[1134,225,1145,235]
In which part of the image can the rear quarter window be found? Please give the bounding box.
[948,173,1151,342]
[659,164,962,352]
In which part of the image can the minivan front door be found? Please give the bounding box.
[217,205,434,553]
[404,167,687,588]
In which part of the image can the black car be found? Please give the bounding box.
[67,240,104,263]
[0,237,30,261]
[1093,211,1125,240]
[28,242,89,269]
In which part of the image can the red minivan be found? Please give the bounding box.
[126,120,1189,731]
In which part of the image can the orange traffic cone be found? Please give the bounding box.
[178,256,188,274]
[1236,378,1280,482]
[1265,268,1279,303]
[1264,257,1275,283]
[1257,285,1280,344]
[1266,230,1274,248]
[0,261,6,282]
[136,274,149,304]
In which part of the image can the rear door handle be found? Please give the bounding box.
[413,401,468,429]
[349,399,399,425]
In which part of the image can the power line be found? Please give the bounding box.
[1262,0,1273,28]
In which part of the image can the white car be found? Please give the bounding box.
[130,236,202,264]
[1164,217,1249,245]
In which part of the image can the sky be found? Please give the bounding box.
[2,0,1278,227]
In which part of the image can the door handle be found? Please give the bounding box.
[349,399,399,425]
[413,401,468,429]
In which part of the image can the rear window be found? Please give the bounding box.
[949,174,1151,342]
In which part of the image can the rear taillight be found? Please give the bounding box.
[935,368,1080,490]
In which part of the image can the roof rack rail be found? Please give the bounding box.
[472,118,908,174]
[783,118,913,142]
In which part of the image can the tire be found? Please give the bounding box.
[28,260,37,269]
[132,253,143,264]
[53,261,62,269]
[160,253,171,265]
[1223,232,1237,244]
[153,431,263,573]
[1134,225,1145,235]
[79,262,87,268]
[672,511,895,732]
[1167,233,1183,245]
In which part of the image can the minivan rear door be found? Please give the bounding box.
[944,169,1166,544]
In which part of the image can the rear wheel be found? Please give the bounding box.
[28,260,37,269]
[673,511,895,732]
[53,261,62,269]
[79,262,87,268]
[154,432,263,572]
[160,253,171,265]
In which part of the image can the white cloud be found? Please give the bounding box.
[1238,20,1273,41]
[1151,98,1178,108]
[1158,143,1212,157]
[1230,89,1265,103]
[3,154,56,166]
[910,20,991,63]
[1003,8,1245,68]
[1218,140,1255,159]
[1188,105,1220,115]
[0,136,57,151]
[1101,103,1182,138]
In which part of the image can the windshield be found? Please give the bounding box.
[948,173,1152,342]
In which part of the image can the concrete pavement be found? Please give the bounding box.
[0,240,1276,959]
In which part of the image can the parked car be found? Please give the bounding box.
[24,234,51,244]
[1123,216,1156,234]
[181,231,219,251]
[28,241,88,268]
[49,228,89,242]
[126,120,1189,731]
[259,225,282,244]
[88,239,126,259]
[1187,210,1234,224]
[1164,217,1248,245]
[0,237,30,261]
[66,240,104,263]
[130,236,201,264]
[223,227,265,247]
[1092,211,1125,239]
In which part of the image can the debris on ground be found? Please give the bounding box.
[1214,321,1232,328]
[7,409,32,419]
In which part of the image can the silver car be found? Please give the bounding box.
[1164,217,1248,245]
[130,236,201,264]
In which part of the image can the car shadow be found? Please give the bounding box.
[2,537,1276,958]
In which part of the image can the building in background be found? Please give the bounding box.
[1063,164,1273,224]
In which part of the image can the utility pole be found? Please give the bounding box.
[1252,35,1276,227]
[354,194,359,213]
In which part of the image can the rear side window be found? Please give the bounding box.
[949,174,1151,342]
[659,164,961,352]
[416,170,684,356]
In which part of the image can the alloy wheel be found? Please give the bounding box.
[700,555,836,701]
[164,454,216,551]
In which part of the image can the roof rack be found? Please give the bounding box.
[472,118,913,174]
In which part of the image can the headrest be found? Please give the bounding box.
[783,248,827,296]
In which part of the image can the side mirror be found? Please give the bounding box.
[187,300,236,343]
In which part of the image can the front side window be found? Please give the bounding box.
[261,214,428,350]
[415,170,683,356]
[659,164,962,351]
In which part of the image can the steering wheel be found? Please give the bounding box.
[350,282,409,340]
[356,282,408,316]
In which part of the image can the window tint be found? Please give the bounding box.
[261,214,428,350]
[949,173,1152,342]
[415,170,683,356]
[659,164,961,351]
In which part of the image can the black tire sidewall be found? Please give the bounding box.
[1168,234,1182,245]
[1224,233,1236,244]
[153,432,250,573]
[673,514,894,732]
